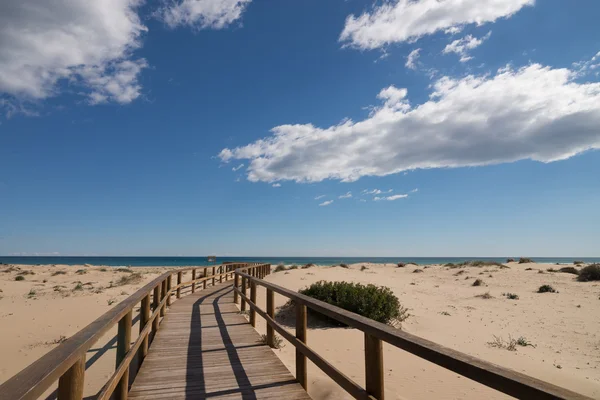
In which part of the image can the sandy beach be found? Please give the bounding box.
[1,261,599,399]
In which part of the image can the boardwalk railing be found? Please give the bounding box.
[234,266,593,400]
[0,262,257,400]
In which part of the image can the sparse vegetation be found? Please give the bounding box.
[440,311,451,316]
[99,268,108,272]
[302,263,315,269]
[476,292,493,299]
[538,284,557,293]
[573,260,584,265]
[503,292,519,300]
[107,298,117,306]
[259,334,284,349]
[51,270,67,276]
[413,269,423,273]
[15,275,25,281]
[487,335,517,351]
[75,269,87,275]
[288,265,299,270]
[339,263,349,269]
[73,282,84,291]
[113,272,143,287]
[518,258,534,264]
[516,336,535,347]
[360,265,368,271]
[506,258,515,263]
[27,289,37,298]
[274,264,287,273]
[525,267,534,271]
[397,262,406,268]
[577,264,600,282]
[115,268,133,273]
[297,281,409,325]
[453,270,466,276]
[546,268,557,272]
[558,267,579,275]
[446,260,507,269]
[472,279,484,287]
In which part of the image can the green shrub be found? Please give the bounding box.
[113,272,143,287]
[412,269,423,273]
[518,258,534,264]
[302,264,315,269]
[360,265,368,271]
[76,269,87,275]
[573,260,584,265]
[339,263,349,269]
[115,268,133,273]
[273,264,287,273]
[558,267,579,275]
[538,285,556,293]
[298,281,409,325]
[506,258,515,263]
[472,279,484,287]
[51,270,67,276]
[577,264,600,282]
[15,275,25,281]
[397,262,406,268]
[503,292,519,300]
[288,265,299,270]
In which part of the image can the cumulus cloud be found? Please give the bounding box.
[159,0,251,29]
[374,194,408,201]
[0,0,147,108]
[443,32,492,62]
[232,163,245,171]
[272,183,281,187]
[405,49,421,70]
[339,191,352,199]
[319,200,334,207]
[573,51,600,78]
[219,63,600,183]
[340,0,533,49]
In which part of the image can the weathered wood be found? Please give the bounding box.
[296,303,307,390]
[57,357,85,400]
[191,269,196,293]
[365,333,384,400]
[267,288,275,348]
[241,276,247,312]
[176,271,182,299]
[233,273,239,304]
[116,310,132,400]
[138,294,151,372]
[128,283,310,400]
[212,266,216,286]
[152,285,160,341]
[203,267,208,289]
[160,279,167,317]
[166,275,172,306]
[220,265,224,283]
[250,281,257,327]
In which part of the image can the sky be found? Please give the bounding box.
[1,0,599,257]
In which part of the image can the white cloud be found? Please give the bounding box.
[443,32,491,62]
[272,183,281,187]
[319,200,334,207]
[405,49,421,70]
[374,194,408,201]
[232,163,245,171]
[362,189,393,195]
[220,63,600,184]
[410,188,419,193]
[0,0,147,107]
[338,191,352,199]
[340,0,533,49]
[314,195,326,200]
[573,51,600,78]
[160,0,251,29]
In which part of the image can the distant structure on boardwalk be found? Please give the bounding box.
[207,255,216,262]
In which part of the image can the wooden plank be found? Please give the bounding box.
[296,304,307,390]
[365,334,383,400]
[128,282,311,400]
[138,294,151,372]
[266,289,274,348]
[116,310,132,400]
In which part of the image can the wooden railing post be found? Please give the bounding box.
[212,267,216,286]
[176,271,182,299]
[250,281,257,327]
[203,268,208,289]
[166,275,172,306]
[191,269,196,293]
[57,357,85,400]
[160,279,167,317]
[138,294,151,372]
[152,284,160,340]
[220,266,224,283]
[365,333,384,400]
[234,273,239,304]
[241,276,247,312]
[296,303,307,390]
[116,310,132,400]
[266,288,274,348]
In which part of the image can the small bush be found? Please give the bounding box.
[506,258,515,263]
[339,263,349,269]
[99,268,108,272]
[273,264,287,273]
[558,267,579,275]
[301,264,315,269]
[107,298,117,306]
[476,292,493,299]
[472,279,484,286]
[259,334,284,349]
[538,270,545,274]
[27,289,37,298]
[546,268,557,272]
[288,265,299,270]
[577,264,600,282]
[453,270,465,276]
[76,269,87,275]
[51,270,67,276]
[15,275,25,281]
[397,262,406,268]
[298,281,409,325]
[360,265,368,271]
[73,282,84,291]
[113,272,143,287]
[516,336,535,347]
[444,263,455,267]
[115,268,133,273]
[525,267,534,271]
[503,292,519,300]
[518,258,534,264]
[538,285,556,293]
[573,260,584,265]
[413,269,423,273]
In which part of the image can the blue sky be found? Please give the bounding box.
[1,0,599,257]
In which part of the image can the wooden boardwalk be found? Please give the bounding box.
[128,282,312,400]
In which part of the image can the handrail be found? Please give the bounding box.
[234,266,593,400]
[0,263,255,400]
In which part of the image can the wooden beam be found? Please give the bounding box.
[166,275,172,306]
[203,267,208,289]
[176,272,182,299]
[57,357,85,400]
[115,310,132,400]
[212,267,216,286]
[151,285,160,342]
[138,294,151,372]
[365,333,384,400]
[250,281,257,327]
[266,288,274,348]
[160,280,166,317]
[191,269,196,293]
[233,273,239,304]
[241,277,247,312]
[296,303,307,390]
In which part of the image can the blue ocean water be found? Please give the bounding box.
[0,256,598,267]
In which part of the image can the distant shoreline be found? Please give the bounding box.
[1,256,599,267]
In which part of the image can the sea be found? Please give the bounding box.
[1,256,598,267]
